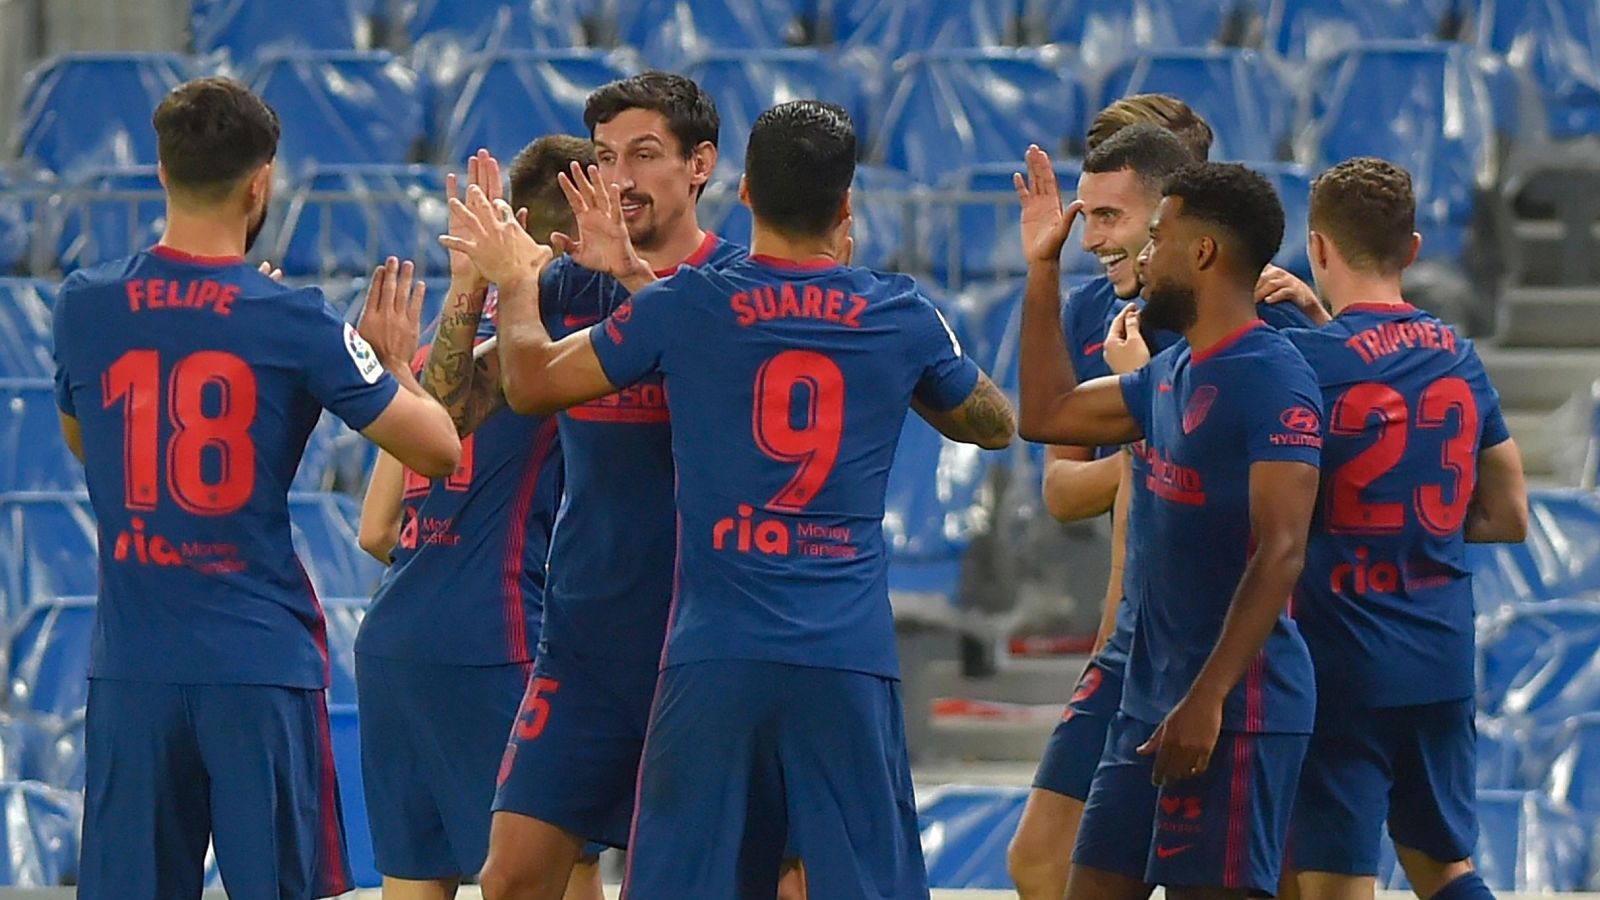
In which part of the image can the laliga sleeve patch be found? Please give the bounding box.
[343,322,384,384]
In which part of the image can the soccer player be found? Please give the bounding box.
[51,76,461,900]
[353,135,597,900]
[1016,150,1323,900]
[1281,158,1527,900]
[421,73,744,900]
[443,98,1014,898]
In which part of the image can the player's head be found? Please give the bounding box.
[583,71,719,252]
[508,134,597,246]
[1077,124,1194,299]
[152,76,280,252]
[1137,163,1285,334]
[1086,94,1213,163]
[741,100,855,242]
[1307,157,1422,287]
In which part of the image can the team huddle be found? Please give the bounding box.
[46,63,1524,900]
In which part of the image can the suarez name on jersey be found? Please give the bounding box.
[52,246,399,689]
[1118,320,1323,734]
[589,254,981,679]
[536,232,745,664]
[1286,303,1510,708]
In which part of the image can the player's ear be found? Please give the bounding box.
[1309,231,1334,274]
[1403,232,1422,269]
[247,160,273,207]
[688,140,716,191]
[156,163,168,190]
[1192,234,1218,272]
[738,175,751,209]
[839,187,853,224]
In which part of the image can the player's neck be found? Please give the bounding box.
[159,210,248,261]
[1324,271,1407,316]
[636,222,709,274]
[1186,293,1260,357]
[748,224,841,266]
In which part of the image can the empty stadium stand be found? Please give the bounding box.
[12,53,191,176]
[249,50,425,172]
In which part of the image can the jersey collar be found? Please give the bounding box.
[149,244,245,267]
[1337,301,1418,317]
[1189,318,1265,365]
[651,232,720,278]
[748,253,842,272]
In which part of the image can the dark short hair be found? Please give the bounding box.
[152,76,280,199]
[1162,163,1285,277]
[1087,93,1213,163]
[583,71,720,156]
[1082,123,1194,194]
[1310,157,1416,274]
[745,100,855,239]
[507,134,596,230]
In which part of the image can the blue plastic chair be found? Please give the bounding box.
[618,0,805,69]
[13,53,192,176]
[1038,0,1238,68]
[250,51,425,172]
[0,379,84,492]
[827,0,1018,58]
[1477,599,1600,725]
[684,49,865,176]
[0,781,82,887]
[0,281,55,378]
[289,492,385,600]
[1266,0,1460,64]
[1255,162,1313,276]
[191,0,369,61]
[7,597,95,719]
[1479,0,1600,138]
[924,162,1100,286]
[274,164,449,277]
[442,50,639,165]
[918,785,1028,890]
[327,702,381,887]
[1099,49,1292,163]
[52,167,166,273]
[323,597,366,707]
[0,493,98,619]
[700,163,914,272]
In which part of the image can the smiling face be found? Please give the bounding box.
[592,108,712,253]
[1136,195,1200,334]
[1077,166,1160,299]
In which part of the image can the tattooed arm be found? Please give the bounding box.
[913,373,1016,450]
[419,284,509,436]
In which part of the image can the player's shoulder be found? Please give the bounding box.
[59,254,144,296]
[705,237,749,268]
[1066,276,1118,311]
[1234,322,1318,376]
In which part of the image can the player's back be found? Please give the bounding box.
[53,246,398,689]
[1287,302,1509,707]
[594,255,978,679]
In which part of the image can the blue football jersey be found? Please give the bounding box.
[52,246,400,688]
[1118,320,1323,733]
[590,255,982,679]
[538,232,745,664]
[356,305,563,666]
[1286,303,1510,708]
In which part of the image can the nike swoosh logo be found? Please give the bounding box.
[1158,383,1173,393]
[1155,844,1193,859]
[1083,341,1105,355]
[563,314,600,328]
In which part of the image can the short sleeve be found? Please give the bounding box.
[294,288,400,430]
[1118,364,1154,438]
[910,296,980,412]
[589,277,674,389]
[1462,344,1511,449]
[1243,354,1324,468]
[51,278,78,416]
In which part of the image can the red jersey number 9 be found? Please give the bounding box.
[102,349,258,516]
[753,350,845,513]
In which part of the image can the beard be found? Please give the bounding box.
[1141,279,1199,334]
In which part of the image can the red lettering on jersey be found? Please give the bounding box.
[195,279,220,311]
[126,280,145,311]
[755,286,778,319]
[778,283,802,318]
[1346,321,1457,365]
[802,285,824,319]
[824,289,844,323]
[730,291,756,326]
[216,283,238,316]
[147,280,166,309]
[843,294,867,328]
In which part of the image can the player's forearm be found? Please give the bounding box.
[1090,453,1133,655]
[1465,494,1529,543]
[357,452,405,564]
[617,267,656,294]
[1017,260,1082,443]
[1042,454,1120,522]
[495,274,563,415]
[420,283,499,434]
[1185,535,1306,708]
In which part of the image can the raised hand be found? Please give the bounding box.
[443,149,508,292]
[1013,144,1082,264]
[550,162,650,284]
[1255,264,1330,325]
[357,257,427,372]
[256,261,283,282]
[439,184,552,287]
[1104,304,1151,374]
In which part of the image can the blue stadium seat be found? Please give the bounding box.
[1037,0,1238,69]
[618,0,806,69]
[289,492,385,599]
[401,0,586,91]
[684,49,863,176]
[1477,715,1525,789]
[1468,489,1600,606]
[828,0,1018,58]
[328,703,381,887]
[250,51,425,172]
[0,280,55,378]
[0,169,46,274]
[885,415,997,603]
[873,48,1081,185]
[1543,712,1600,815]
[273,164,449,277]
[0,380,84,493]
[1255,162,1313,276]
[7,597,95,719]
[323,597,366,706]
[1472,789,1587,891]
[1477,599,1600,726]
[52,167,165,273]
[1266,0,1460,64]
[0,493,97,619]
[1098,49,1292,163]
[0,781,82,887]
[918,785,1027,890]
[0,712,50,784]
[1303,41,1497,263]
[1479,0,1600,138]
[925,163,1100,286]
[293,411,364,493]
[28,712,84,793]
[700,163,914,271]
[13,53,192,176]
[192,0,369,61]
[442,50,639,164]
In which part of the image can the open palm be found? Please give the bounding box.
[552,162,647,281]
[1013,145,1081,264]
